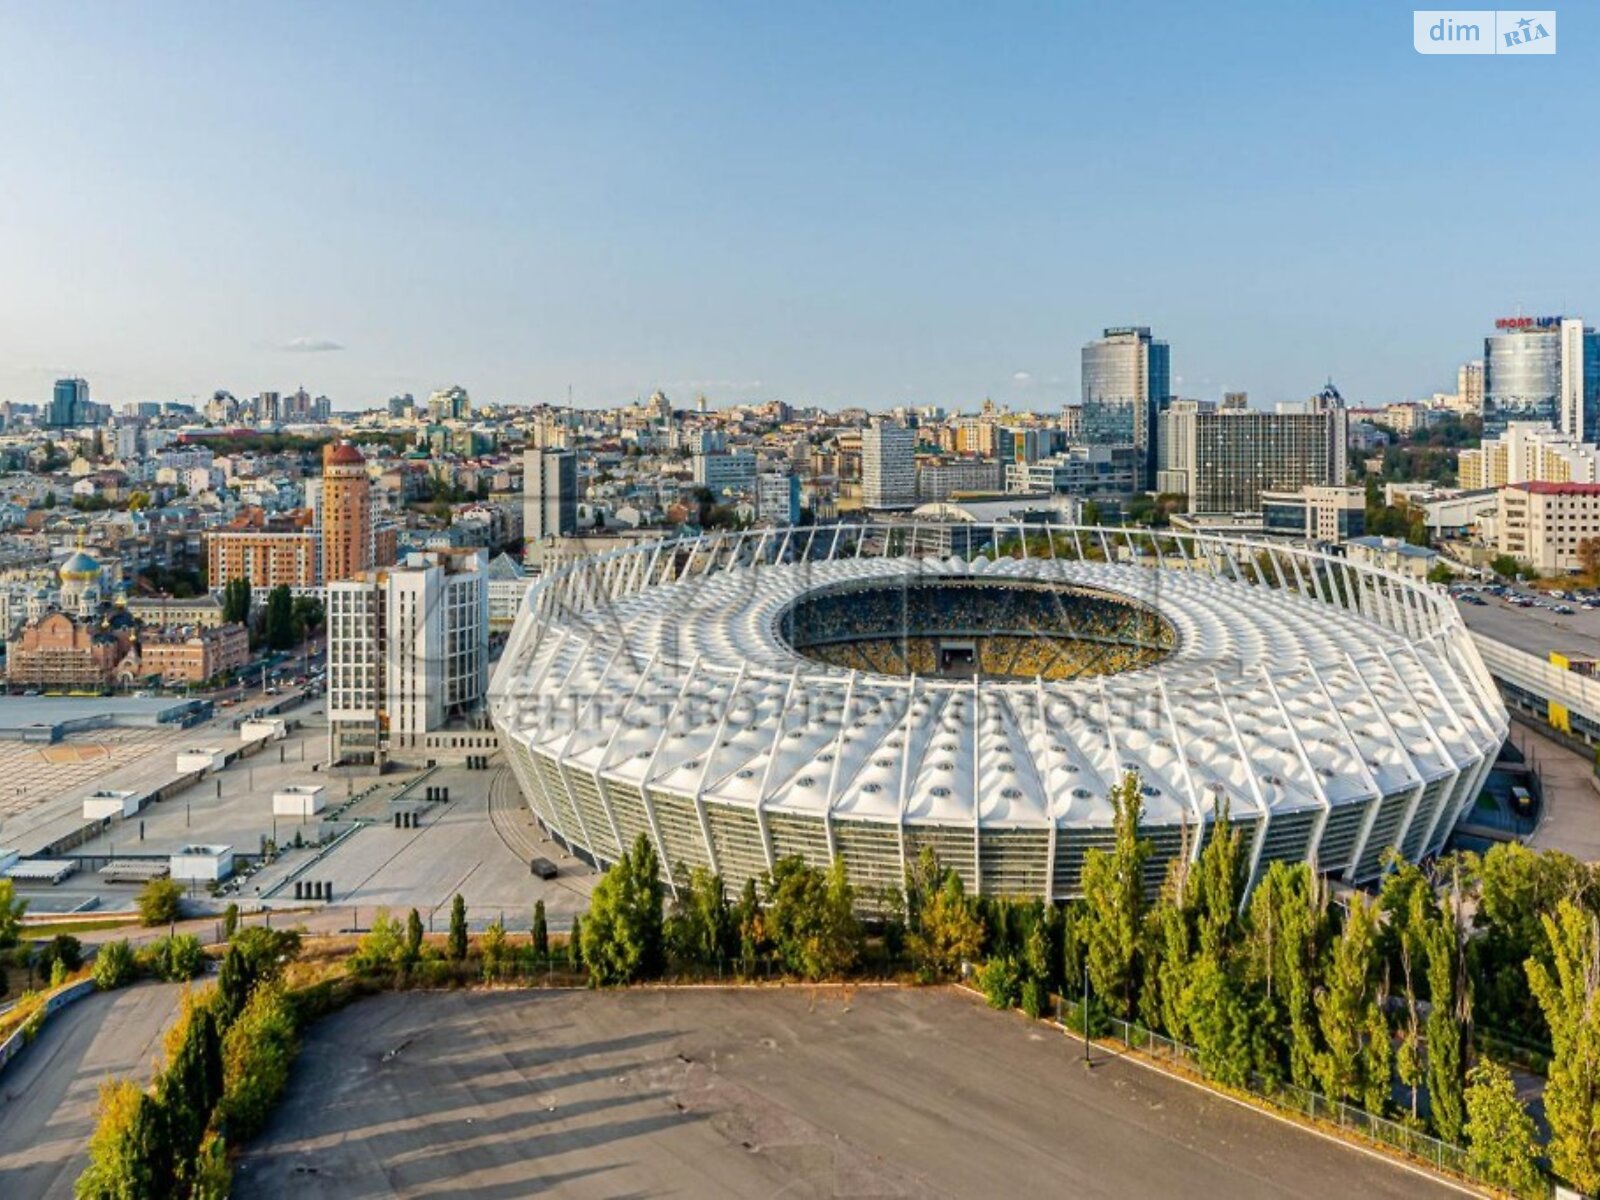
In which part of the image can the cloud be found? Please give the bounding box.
[277,336,345,353]
[1012,371,1034,384]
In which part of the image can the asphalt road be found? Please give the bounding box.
[0,981,183,1199]
[234,988,1462,1200]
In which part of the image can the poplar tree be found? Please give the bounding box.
[531,900,549,962]
[1527,899,1600,1195]
[1463,1059,1545,1198]
[1081,772,1150,1018]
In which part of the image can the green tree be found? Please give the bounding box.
[221,577,253,626]
[1244,862,1326,1090]
[908,868,983,980]
[734,876,766,978]
[352,909,407,974]
[1527,899,1600,1195]
[1463,1059,1545,1198]
[448,893,468,962]
[137,877,184,926]
[92,939,137,991]
[977,955,1022,1010]
[264,584,295,650]
[222,903,240,941]
[219,982,298,1141]
[75,1079,169,1199]
[1081,771,1151,1018]
[480,919,508,982]
[1423,873,1471,1144]
[581,835,666,985]
[0,878,27,947]
[405,908,424,967]
[665,867,734,971]
[531,900,549,962]
[567,914,584,969]
[1314,893,1391,1114]
[763,856,862,981]
[158,997,225,1186]
[140,934,205,981]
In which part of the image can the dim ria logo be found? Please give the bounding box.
[1414,10,1555,53]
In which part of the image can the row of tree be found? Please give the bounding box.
[76,926,303,1199]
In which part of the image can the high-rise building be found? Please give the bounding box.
[48,378,88,427]
[1458,361,1485,416]
[427,385,471,422]
[693,451,758,497]
[861,422,916,509]
[326,549,490,764]
[756,472,801,524]
[1080,326,1169,487]
[388,393,416,419]
[1483,316,1600,437]
[1157,399,1346,514]
[320,441,374,585]
[523,448,578,547]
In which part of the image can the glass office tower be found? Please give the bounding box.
[1080,326,1168,487]
[1484,323,1562,434]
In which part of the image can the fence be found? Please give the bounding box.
[1056,1008,1544,1195]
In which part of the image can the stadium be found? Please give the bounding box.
[489,524,1507,901]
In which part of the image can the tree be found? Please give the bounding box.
[977,955,1022,1010]
[665,867,734,971]
[38,932,84,976]
[405,908,424,967]
[0,878,27,947]
[264,584,295,650]
[140,934,206,981]
[352,910,407,974]
[1580,537,1600,585]
[219,982,298,1141]
[1081,771,1151,1018]
[582,835,666,985]
[1423,872,1471,1144]
[1527,899,1600,1195]
[480,919,508,982]
[763,856,862,981]
[1463,1059,1545,1198]
[93,939,137,991]
[448,893,468,962]
[221,577,252,626]
[291,595,325,640]
[1314,893,1391,1113]
[734,876,766,978]
[1490,553,1523,581]
[137,877,184,926]
[908,868,983,980]
[75,1079,169,1199]
[222,903,240,941]
[158,994,225,1186]
[567,914,584,969]
[531,900,549,962]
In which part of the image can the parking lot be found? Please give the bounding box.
[1455,584,1600,660]
[235,987,1459,1200]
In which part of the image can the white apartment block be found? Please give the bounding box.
[1460,422,1600,490]
[326,549,489,765]
[1497,482,1600,574]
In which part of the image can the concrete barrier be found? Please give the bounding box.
[0,979,97,1078]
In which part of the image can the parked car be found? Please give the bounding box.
[529,857,559,880]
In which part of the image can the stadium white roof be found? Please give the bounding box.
[491,541,1505,842]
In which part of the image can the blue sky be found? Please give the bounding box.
[0,2,1593,411]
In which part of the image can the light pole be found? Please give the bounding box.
[1082,963,1090,1064]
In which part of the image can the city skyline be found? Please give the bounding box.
[2,2,1595,408]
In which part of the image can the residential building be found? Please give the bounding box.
[125,594,228,629]
[320,441,374,584]
[692,451,758,497]
[1345,536,1439,581]
[207,512,319,589]
[1460,422,1600,490]
[1080,326,1169,486]
[1157,398,1346,515]
[523,448,577,549]
[861,422,916,509]
[1004,445,1139,496]
[327,549,489,764]
[916,458,1004,502]
[1497,481,1600,574]
[755,472,801,525]
[1260,486,1366,543]
[126,623,249,685]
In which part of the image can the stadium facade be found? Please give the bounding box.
[489,525,1506,901]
